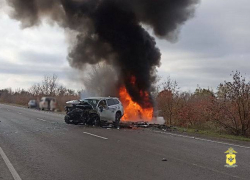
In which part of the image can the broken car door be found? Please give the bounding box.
[97,99,109,120]
[106,99,117,121]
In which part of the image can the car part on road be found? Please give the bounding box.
[162,158,167,161]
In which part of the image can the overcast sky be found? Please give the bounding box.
[0,0,249,92]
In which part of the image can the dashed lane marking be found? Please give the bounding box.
[83,132,108,140]
[153,131,250,149]
[36,118,46,122]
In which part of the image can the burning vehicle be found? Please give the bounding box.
[7,0,200,127]
[64,97,124,128]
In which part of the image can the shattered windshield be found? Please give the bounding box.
[84,99,101,108]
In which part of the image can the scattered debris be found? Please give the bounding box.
[132,121,149,128]
[119,123,133,129]
[102,124,114,129]
[118,121,177,132]
[162,158,167,161]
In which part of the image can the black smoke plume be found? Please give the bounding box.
[7,0,200,108]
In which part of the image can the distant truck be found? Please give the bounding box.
[39,97,56,111]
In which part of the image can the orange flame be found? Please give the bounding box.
[119,86,153,122]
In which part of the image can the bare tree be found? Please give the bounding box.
[43,74,58,96]
[56,85,67,96]
[29,83,42,96]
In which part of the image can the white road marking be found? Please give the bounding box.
[154,131,250,149]
[83,132,108,140]
[36,118,46,122]
[0,147,22,180]
[191,163,242,179]
[18,112,22,115]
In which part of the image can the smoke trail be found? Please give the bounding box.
[7,0,200,108]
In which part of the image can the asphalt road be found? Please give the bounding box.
[0,103,250,180]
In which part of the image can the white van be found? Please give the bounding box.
[39,97,56,111]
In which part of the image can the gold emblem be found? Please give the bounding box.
[225,147,237,167]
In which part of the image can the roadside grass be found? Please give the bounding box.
[175,127,250,142]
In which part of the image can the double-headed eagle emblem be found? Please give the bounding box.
[225,147,237,167]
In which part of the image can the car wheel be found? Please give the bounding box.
[94,116,101,126]
[114,112,121,128]
[90,114,100,126]
[64,115,72,124]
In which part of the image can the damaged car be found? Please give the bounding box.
[64,97,124,128]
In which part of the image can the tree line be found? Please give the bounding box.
[156,71,250,137]
[0,74,79,111]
